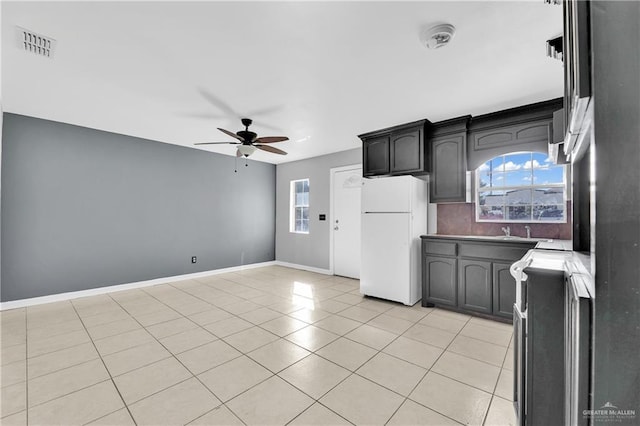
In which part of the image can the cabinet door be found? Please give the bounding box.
[390,127,423,174]
[363,136,390,176]
[424,256,457,306]
[458,259,492,314]
[563,0,591,129]
[430,134,466,202]
[492,262,516,319]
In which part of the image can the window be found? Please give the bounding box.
[476,152,566,222]
[290,179,310,233]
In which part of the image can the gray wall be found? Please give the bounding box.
[1,113,276,302]
[275,148,361,270]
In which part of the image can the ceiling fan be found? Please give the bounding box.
[195,118,288,157]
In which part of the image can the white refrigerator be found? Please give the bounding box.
[360,175,428,306]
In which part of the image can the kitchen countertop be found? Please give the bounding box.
[421,234,573,250]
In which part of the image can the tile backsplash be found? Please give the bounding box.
[437,202,572,240]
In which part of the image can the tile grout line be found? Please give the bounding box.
[280,306,433,425]
[69,302,139,426]
[481,394,497,426]
[284,400,355,426]
[402,318,511,368]
[106,291,253,425]
[7,270,339,424]
[193,272,361,423]
[186,405,248,426]
[276,305,466,425]
[379,309,472,425]
[9,270,513,425]
[405,310,501,422]
[401,307,512,424]
[174,277,373,423]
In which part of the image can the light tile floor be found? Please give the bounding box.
[0,266,516,425]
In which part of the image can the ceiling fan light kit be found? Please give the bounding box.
[237,144,257,157]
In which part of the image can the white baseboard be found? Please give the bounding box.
[273,261,332,275]
[0,261,277,311]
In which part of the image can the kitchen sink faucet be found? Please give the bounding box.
[525,225,531,239]
[502,226,511,237]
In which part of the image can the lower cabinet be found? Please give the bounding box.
[422,237,535,320]
[424,256,457,306]
[492,262,517,319]
[458,259,492,314]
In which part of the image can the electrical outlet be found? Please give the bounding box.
[191,256,197,264]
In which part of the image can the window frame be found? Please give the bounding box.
[289,178,310,234]
[475,152,568,223]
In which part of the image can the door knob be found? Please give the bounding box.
[334,226,339,231]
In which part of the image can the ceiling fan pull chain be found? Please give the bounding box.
[234,156,238,173]
[245,157,248,167]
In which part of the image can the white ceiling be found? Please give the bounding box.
[2,1,563,164]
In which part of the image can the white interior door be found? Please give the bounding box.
[332,166,362,279]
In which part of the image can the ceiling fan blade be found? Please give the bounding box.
[255,136,289,144]
[248,119,283,132]
[218,128,244,141]
[197,88,239,118]
[179,112,228,119]
[255,144,288,155]
[194,142,240,145]
[236,149,243,157]
[246,105,283,117]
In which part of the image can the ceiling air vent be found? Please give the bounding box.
[17,26,56,58]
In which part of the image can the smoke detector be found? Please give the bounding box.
[421,24,456,49]
[16,26,56,58]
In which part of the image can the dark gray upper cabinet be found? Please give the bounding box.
[470,119,551,151]
[563,0,591,155]
[549,108,570,165]
[360,99,566,179]
[467,99,562,170]
[430,135,466,202]
[362,135,390,177]
[390,126,423,174]
[429,117,469,203]
[359,119,430,177]
[458,259,492,314]
[552,108,565,144]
